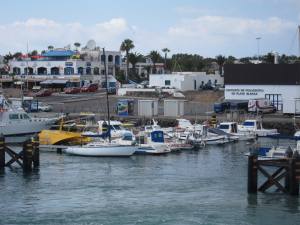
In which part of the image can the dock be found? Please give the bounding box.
[248,151,300,195]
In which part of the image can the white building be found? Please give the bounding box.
[224,64,300,114]
[149,72,224,91]
[8,40,122,86]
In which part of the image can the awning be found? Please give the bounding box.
[40,79,68,85]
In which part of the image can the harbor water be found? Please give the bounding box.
[1,139,300,225]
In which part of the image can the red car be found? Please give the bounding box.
[64,87,81,94]
[35,89,52,97]
[81,83,98,92]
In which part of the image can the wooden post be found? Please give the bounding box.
[0,134,5,169]
[23,139,33,172]
[32,134,40,168]
[248,154,258,194]
[289,156,300,196]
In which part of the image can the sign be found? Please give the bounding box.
[225,88,264,97]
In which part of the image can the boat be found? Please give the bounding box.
[65,142,136,156]
[187,125,231,145]
[135,130,171,155]
[238,119,279,137]
[82,120,135,139]
[0,94,57,143]
[39,129,91,145]
[65,48,136,157]
[218,122,256,141]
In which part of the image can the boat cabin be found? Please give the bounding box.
[218,122,238,134]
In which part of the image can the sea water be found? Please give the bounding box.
[0,139,299,225]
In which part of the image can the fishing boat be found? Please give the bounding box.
[135,130,171,155]
[238,119,279,137]
[218,122,256,141]
[0,94,57,143]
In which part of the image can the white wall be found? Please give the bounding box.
[149,72,224,91]
[225,84,300,114]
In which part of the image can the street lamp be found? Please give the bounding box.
[256,37,261,61]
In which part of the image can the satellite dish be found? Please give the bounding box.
[86,40,96,50]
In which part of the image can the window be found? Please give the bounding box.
[23,114,30,119]
[9,114,19,120]
[165,80,171,86]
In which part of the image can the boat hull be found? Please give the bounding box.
[65,145,136,156]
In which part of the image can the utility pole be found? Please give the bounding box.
[298,26,300,57]
[256,37,261,61]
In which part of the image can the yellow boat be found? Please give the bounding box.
[39,129,91,145]
[39,118,91,145]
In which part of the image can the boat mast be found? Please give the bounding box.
[102,48,111,142]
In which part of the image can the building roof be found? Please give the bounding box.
[41,50,75,57]
[224,64,300,85]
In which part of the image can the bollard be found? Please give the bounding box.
[23,139,33,172]
[288,156,300,196]
[248,154,258,194]
[0,134,5,168]
[32,134,40,167]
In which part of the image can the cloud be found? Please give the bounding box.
[0,15,297,57]
[0,18,129,54]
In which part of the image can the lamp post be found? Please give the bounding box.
[256,37,261,61]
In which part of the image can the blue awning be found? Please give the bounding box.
[42,50,75,57]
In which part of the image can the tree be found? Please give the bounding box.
[148,50,162,74]
[226,56,236,64]
[262,53,274,64]
[128,52,142,80]
[48,45,54,50]
[120,39,135,82]
[162,48,170,73]
[74,42,81,51]
[215,55,226,75]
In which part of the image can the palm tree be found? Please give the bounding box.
[128,52,141,80]
[215,55,226,75]
[48,45,54,51]
[162,48,170,73]
[74,42,81,51]
[148,50,162,74]
[120,39,135,82]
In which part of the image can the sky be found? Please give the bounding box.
[0,0,300,57]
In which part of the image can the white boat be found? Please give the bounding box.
[65,142,136,156]
[135,130,171,155]
[82,120,135,139]
[187,125,231,145]
[238,119,279,137]
[0,94,57,142]
[218,122,256,141]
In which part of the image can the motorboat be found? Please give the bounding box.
[238,119,279,137]
[187,125,231,145]
[0,94,57,143]
[82,120,134,139]
[218,122,256,141]
[135,130,171,155]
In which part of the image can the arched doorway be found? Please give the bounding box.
[24,67,33,75]
[86,67,91,75]
[37,67,47,75]
[115,55,121,65]
[51,67,60,75]
[93,67,100,75]
[13,67,21,75]
[108,55,113,63]
[64,67,74,75]
[78,67,84,75]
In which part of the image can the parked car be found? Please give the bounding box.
[64,87,81,94]
[34,89,52,97]
[31,102,53,112]
[81,83,98,92]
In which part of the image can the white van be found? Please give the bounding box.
[248,99,276,113]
